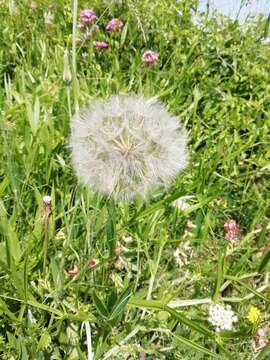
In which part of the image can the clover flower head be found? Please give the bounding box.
[106,18,123,31]
[253,328,269,351]
[224,219,238,241]
[224,219,237,231]
[142,50,159,65]
[80,9,97,25]
[208,304,238,332]
[94,41,109,49]
[70,95,187,202]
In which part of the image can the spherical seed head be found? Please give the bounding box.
[43,195,52,205]
[70,95,188,202]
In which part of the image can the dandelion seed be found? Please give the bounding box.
[94,41,109,49]
[208,304,238,332]
[106,18,123,31]
[141,50,159,65]
[70,95,187,201]
[247,306,261,324]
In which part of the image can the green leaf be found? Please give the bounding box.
[128,298,212,336]
[128,298,232,358]
[264,13,270,37]
[107,288,118,312]
[92,291,109,319]
[172,332,223,359]
[0,298,19,322]
[0,201,21,265]
[258,250,270,272]
[106,201,117,256]
[120,21,128,47]
[109,286,132,321]
[225,275,270,304]
[212,249,226,302]
[37,331,51,351]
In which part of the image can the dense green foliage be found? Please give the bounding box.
[0,0,270,358]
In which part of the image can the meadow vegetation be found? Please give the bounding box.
[0,0,270,358]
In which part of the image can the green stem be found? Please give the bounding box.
[72,0,79,113]
[141,242,165,319]
[43,217,49,278]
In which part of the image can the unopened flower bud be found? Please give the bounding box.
[87,258,97,269]
[67,265,78,277]
[62,50,72,83]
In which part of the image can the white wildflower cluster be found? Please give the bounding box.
[173,241,193,267]
[70,95,187,201]
[208,304,238,332]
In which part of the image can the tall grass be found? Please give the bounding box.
[0,0,270,358]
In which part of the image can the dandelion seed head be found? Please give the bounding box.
[70,95,187,201]
[43,195,52,205]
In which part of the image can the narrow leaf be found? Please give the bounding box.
[258,250,270,272]
[109,286,132,321]
[226,275,270,304]
[92,291,109,319]
[172,332,223,359]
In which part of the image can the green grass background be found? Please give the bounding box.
[0,0,270,358]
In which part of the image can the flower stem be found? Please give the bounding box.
[43,215,49,278]
[141,241,165,319]
[72,0,79,113]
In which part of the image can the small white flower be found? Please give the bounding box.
[208,304,238,332]
[43,195,52,205]
[70,95,187,201]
